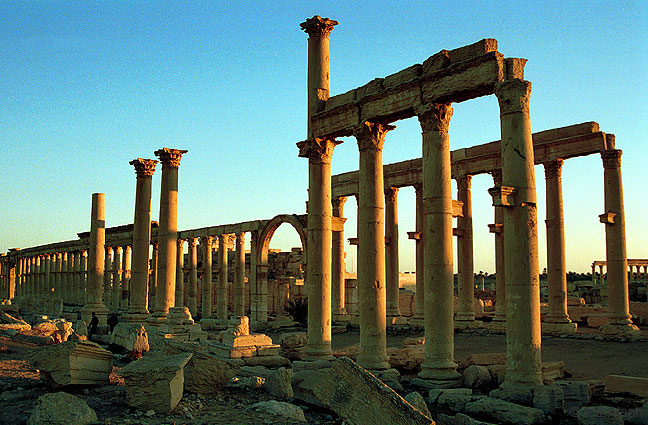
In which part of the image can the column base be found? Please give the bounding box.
[600,323,640,338]
[454,319,482,330]
[541,322,577,335]
[369,368,403,391]
[356,354,390,371]
[418,363,461,382]
[411,377,461,389]
[333,312,351,324]
[122,311,150,323]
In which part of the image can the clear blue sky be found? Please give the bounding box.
[1,1,646,273]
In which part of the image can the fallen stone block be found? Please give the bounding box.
[118,352,192,413]
[438,389,472,412]
[278,332,306,360]
[463,365,491,388]
[404,391,432,418]
[553,380,590,413]
[464,397,545,425]
[184,353,239,395]
[577,406,623,425]
[249,400,306,423]
[541,361,566,383]
[623,406,648,425]
[604,374,648,398]
[388,345,425,373]
[264,367,293,400]
[242,355,290,367]
[429,388,472,404]
[489,386,535,405]
[13,332,54,346]
[0,312,31,332]
[533,385,565,417]
[311,357,433,425]
[28,391,97,425]
[111,323,149,353]
[29,340,113,387]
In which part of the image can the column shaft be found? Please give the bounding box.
[234,233,246,317]
[188,238,198,316]
[217,235,229,320]
[112,246,122,310]
[332,197,348,321]
[201,236,213,319]
[414,184,425,321]
[456,174,476,323]
[81,193,109,325]
[385,187,401,318]
[175,239,185,307]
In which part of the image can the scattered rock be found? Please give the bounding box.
[184,353,239,394]
[553,380,590,413]
[577,406,623,425]
[28,392,97,425]
[489,386,535,405]
[464,397,545,425]
[463,365,492,388]
[438,389,472,412]
[279,332,306,360]
[249,400,306,422]
[111,323,149,353]
[533,384,564,417]
[404,391,432,418]
[264,367,293,400]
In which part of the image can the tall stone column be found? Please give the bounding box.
[149,242,158,311]
[385,186,401,319]
[200,235,213,319]
[45,254,53,299]
[124,158,157,322]
[72,252,80,304]
[354,121,393,370]
[599,149,639,337]
[112,245,122,310]
[175,239,185,307]
[54,253,63,300]
[415,103,460,384]
[80,251,87,303]
[490,170,507,324]
[217,235,230,320]
[599,265,605,286]
[249,231,261,322]
[456,174,477,326]
[121,245,131,310]
[494,78,542,387]
[412,184,425,324]
[298,15,339,360]
[234,232,246,317]
[332,196,348,322]
[103,247,113,309]
[543,160,576,333]
[153,148,187,318]
[187,238,198,316]
[81,193,109,326]
[63,253,71,303]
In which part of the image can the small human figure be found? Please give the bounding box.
[88,312,99,341]
[107,313,118,334]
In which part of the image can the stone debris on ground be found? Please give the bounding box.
[27,391,98,425]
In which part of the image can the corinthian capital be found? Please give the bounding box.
[130,158,158,178]
[601,149,622,170]
[354,121,395,152]
[543,159,563,179]
[415,103,453,132]
[297,137,341,164]
[494,79,532,115]
[456,174,472,191]
[384,187,399,203]
[300,16,338,38]
[154,148,188,169]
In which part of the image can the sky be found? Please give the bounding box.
[1,1,646,274]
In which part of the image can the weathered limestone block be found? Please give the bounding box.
[577,406,623,425]
[489,386,535,405]
[404,391,432,419]
[623,406,648,425]
[604,374,648,397]
[464,397,545,425]
[243,355,290,367]
[73,320,87,336]
[451,413,498,425]
[264,367,293,400]
[111,323,149,353]
[553,381,590,413]
[388,345,425,373]
[462,365,492,388]
[249,400,306,423]
[533,385,565,417]
[30,341,113,387]
[447,39,499,64]
[429,388,472,404]
[13,332,54,346]
[438,390,472,412]
[118,352,192,413]
[311,357,433,425]
[28,392,97,425]
[0,312,31,331]
[279,332,306,360]
[185,353,238,394]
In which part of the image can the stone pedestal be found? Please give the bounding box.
[123,158,157,323]
[81,193,109,327]
[416,103,460,384]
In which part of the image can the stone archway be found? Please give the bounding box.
[252,214,307,322]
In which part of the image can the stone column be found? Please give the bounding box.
[81,193,109,326]
[415,103,460,384]
[599,264,605,286]
[45,254,53,299]
[121,245,131,310]
[494,77,542,387]
[72,252,80,304]
[354,121,394,370]
[489,175,506,325]
[149,242,158,311]
[103,247,113,309]
[153,148,187,318]
[80,251,87,303]
[124,158,157,322]
[175,239,185,307]
[385,186,401,319]
[543,160,576,333]
[63,252,72,303]
[332,196,348,322]
[249,231,261,322]
[55,253,63,301]
[201,235,213,319]
[298,15,339,361]
[187,238,198,316]
[234,232,246,317]
[456,174,477,326]
[112,245,122,310]
[592,264,596,286]
[412,184,425,324]
[217,235,230,320]
[599,148,639,337]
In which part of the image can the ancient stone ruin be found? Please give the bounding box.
[0,15,646,425]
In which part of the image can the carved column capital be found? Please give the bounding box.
[113,245,122,255]
[130,158,158,178]
[177,239,186,249]
[354,121,395,152]
[415,103,453,132]
[300,15,338,38]
[297,137,341,164]
[543,159,564,179]
[332,196,347,216]
[200,235,213,246]
[385,186,399,203]
[413,183,423,198]
[490,169,503,187]
[601,149,622,170]
[154,148,188,169]
[188,238,198,248]
[494,79,532,115]
[105,246,113,255]
[456,174,472,191]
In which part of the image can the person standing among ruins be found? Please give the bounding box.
[107,313,118,334]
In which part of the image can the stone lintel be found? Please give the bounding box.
[489,186,516,207]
